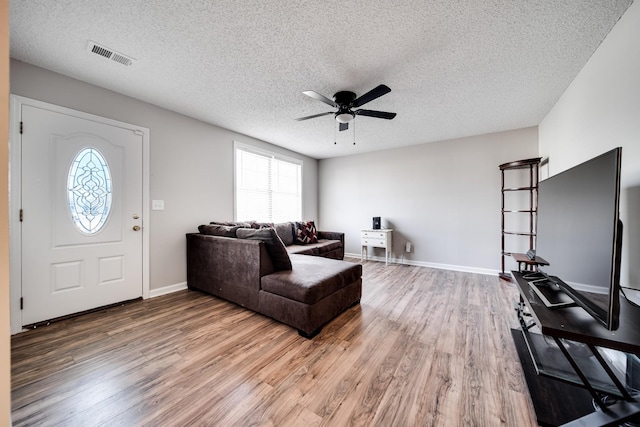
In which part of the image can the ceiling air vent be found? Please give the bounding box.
[87,41,136,66]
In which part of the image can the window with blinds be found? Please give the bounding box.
[235,143,302,223]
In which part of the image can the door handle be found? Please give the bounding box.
[133,225,141,231]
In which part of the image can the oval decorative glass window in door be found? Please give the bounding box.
[67,147,112,234]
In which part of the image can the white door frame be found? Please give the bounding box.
[9,95,150,334]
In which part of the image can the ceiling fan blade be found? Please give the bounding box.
[295,112,334,121]
[339,122,349,132]
[302,90,338,108]
[352,84,391,108]
[355,109,397,120]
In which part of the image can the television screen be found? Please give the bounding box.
[535,147,622,330]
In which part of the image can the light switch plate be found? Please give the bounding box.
[152,200,165,211]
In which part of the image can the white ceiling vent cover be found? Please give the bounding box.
[87,41,136,66]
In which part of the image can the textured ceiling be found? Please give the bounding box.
[10,0,634,159]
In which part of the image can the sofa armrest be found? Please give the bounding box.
[186,233,274,310]
[317,231,344,244]
[317,231,345,260]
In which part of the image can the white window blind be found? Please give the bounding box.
[235,144,302,223]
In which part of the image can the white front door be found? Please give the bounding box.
[20,104,144,325]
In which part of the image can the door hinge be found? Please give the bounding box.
[20,121,23,134]
[20,209,23,222]
[20,297,23,310]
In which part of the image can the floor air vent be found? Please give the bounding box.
[87,41,135,66]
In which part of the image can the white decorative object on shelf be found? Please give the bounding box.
[361,229,393,266]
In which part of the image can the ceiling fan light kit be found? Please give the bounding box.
[335,112,354,123]
[297,84,396,136]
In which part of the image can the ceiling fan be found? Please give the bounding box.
[295,84,396,131]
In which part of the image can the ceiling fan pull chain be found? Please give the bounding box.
[334,121,337,145]
[352,120,356,145]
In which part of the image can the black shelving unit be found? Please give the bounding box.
[499,157,542,280]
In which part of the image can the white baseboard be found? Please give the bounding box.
[149,281,188,298]
[151,258,501,299]
[345,252,500,276]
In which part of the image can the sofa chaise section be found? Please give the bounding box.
[260,254,362,337]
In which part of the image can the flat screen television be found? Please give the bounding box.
[531,147,623,330]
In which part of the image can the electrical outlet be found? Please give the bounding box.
[405,242,412,252]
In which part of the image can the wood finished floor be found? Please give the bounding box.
[11,259,538,426]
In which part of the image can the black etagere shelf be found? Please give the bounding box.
[499,157,542,280]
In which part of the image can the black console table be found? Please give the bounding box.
[511,271,640,426]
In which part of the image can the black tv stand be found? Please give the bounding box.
[511,271,640,426]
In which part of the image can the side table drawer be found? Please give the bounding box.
[361,231,387,239]
[361,238,387,248]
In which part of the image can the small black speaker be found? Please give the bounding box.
[372,217,381,230]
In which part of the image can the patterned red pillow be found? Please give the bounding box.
[294,221,318,244]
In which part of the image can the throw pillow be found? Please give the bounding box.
[251,221,275,229]
[294,220,318,244]
[199,224,241,237]
[274,222,294,246]
[209,221,235,226]
[210,221,253,228]
[236,228,292,271]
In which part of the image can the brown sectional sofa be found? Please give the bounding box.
[186,222,362,338]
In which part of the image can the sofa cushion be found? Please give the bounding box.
[261,254,362,305]
[237,228,292,271]
[286,239,341,254]
[312,239,342,254]
[198,224,241,237]
[274,222,295,246]
[294,220,318,244]
[286,244,318,256]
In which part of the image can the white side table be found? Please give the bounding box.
[361,229,393,265]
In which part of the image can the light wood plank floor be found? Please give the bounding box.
[11,259,538,426]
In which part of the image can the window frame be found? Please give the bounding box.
[233,141,303,223]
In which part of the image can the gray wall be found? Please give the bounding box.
[318,127,539,273]
[539,0,639,288]
[10,60,319,292]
